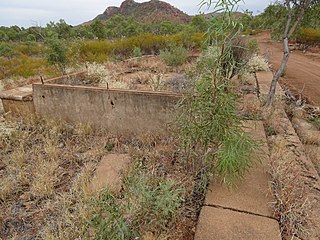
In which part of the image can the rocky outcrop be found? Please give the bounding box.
[94,0,191,23]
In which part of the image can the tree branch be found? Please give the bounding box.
[288,8,305,37]
[283,0,292,38]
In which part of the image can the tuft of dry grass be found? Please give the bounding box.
[292,117,320,145]
[30,157,60,199]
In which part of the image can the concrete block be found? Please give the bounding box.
[89,154,130,193]
[194,207,281,240]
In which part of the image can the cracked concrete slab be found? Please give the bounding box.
[204,121,274,218]
[194,207,281,240]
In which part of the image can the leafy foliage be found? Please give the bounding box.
[177,0,258,184]
[45,38,68,74]
[160,44,188,66]
[89,160,184,239]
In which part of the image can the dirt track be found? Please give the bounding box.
[256,33,320,106]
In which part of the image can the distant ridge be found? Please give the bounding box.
[90,0,191,24]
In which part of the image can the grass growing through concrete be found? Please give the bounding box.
[263,102,313,239]
[269,138,311,238]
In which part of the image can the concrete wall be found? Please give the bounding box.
[33,83,181,135]
[2,99,35,116]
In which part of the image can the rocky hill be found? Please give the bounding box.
[93,0,191,24]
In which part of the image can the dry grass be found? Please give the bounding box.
[291,117,320,145]
[305,145,320,174]
[0,117,202,239]
[84,56,194,93]
[0,117,107,239]
[30,157,60,199]
[263,100,318,239]
[269,137,311,239]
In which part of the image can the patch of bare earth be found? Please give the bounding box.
[256,32,320,106]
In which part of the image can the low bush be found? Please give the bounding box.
[90,170,184,239]
[79,33,204,63]
[132,46,142,57]
[246,54,270,72]
[160,44,188,66]
[295,27,320,46]
[0,55,56,81]
[0,42,17,58]
[45,38,69,74]
[247,39,259,54]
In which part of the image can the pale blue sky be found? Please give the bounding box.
[0,0,273,27]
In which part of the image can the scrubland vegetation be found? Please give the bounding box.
[0,1,319,84]
[1,0,320,239]
[0,0,265,237]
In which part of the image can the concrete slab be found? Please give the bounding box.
[194,207,281,240]
[256,71,282,96]
[0,84,33,101]
[89,154,130,193]
[205,121,273,217]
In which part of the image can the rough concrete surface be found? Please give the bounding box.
[89,154,130,193]
[194,207,281,240]
[0,85,33,101]
[1,99,35,116]
[205,121,273,218]
[33,83,180,135]
[256,71,283,96]
[305,145,320,175]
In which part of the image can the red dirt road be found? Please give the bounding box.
[256,33,320,106]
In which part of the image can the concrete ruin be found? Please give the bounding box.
[0,72,181,135]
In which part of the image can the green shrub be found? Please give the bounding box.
[45,38,68,74]
[160,44,188,66]
[0,42,16,58]
[132,46,142,57]
[176,3,259,184]
[247,39,259,54]
[89,162,184,239]
[79,33,204,63]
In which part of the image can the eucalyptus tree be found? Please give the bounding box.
[266,0,319,106]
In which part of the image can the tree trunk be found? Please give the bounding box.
[265,0,310,106]
[265,37,290,106]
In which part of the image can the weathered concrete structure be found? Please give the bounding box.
[33,83,180,135]
[0,72,181,135]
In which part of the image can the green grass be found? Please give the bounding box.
[309,117,320,130]
[90,170,184,239]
